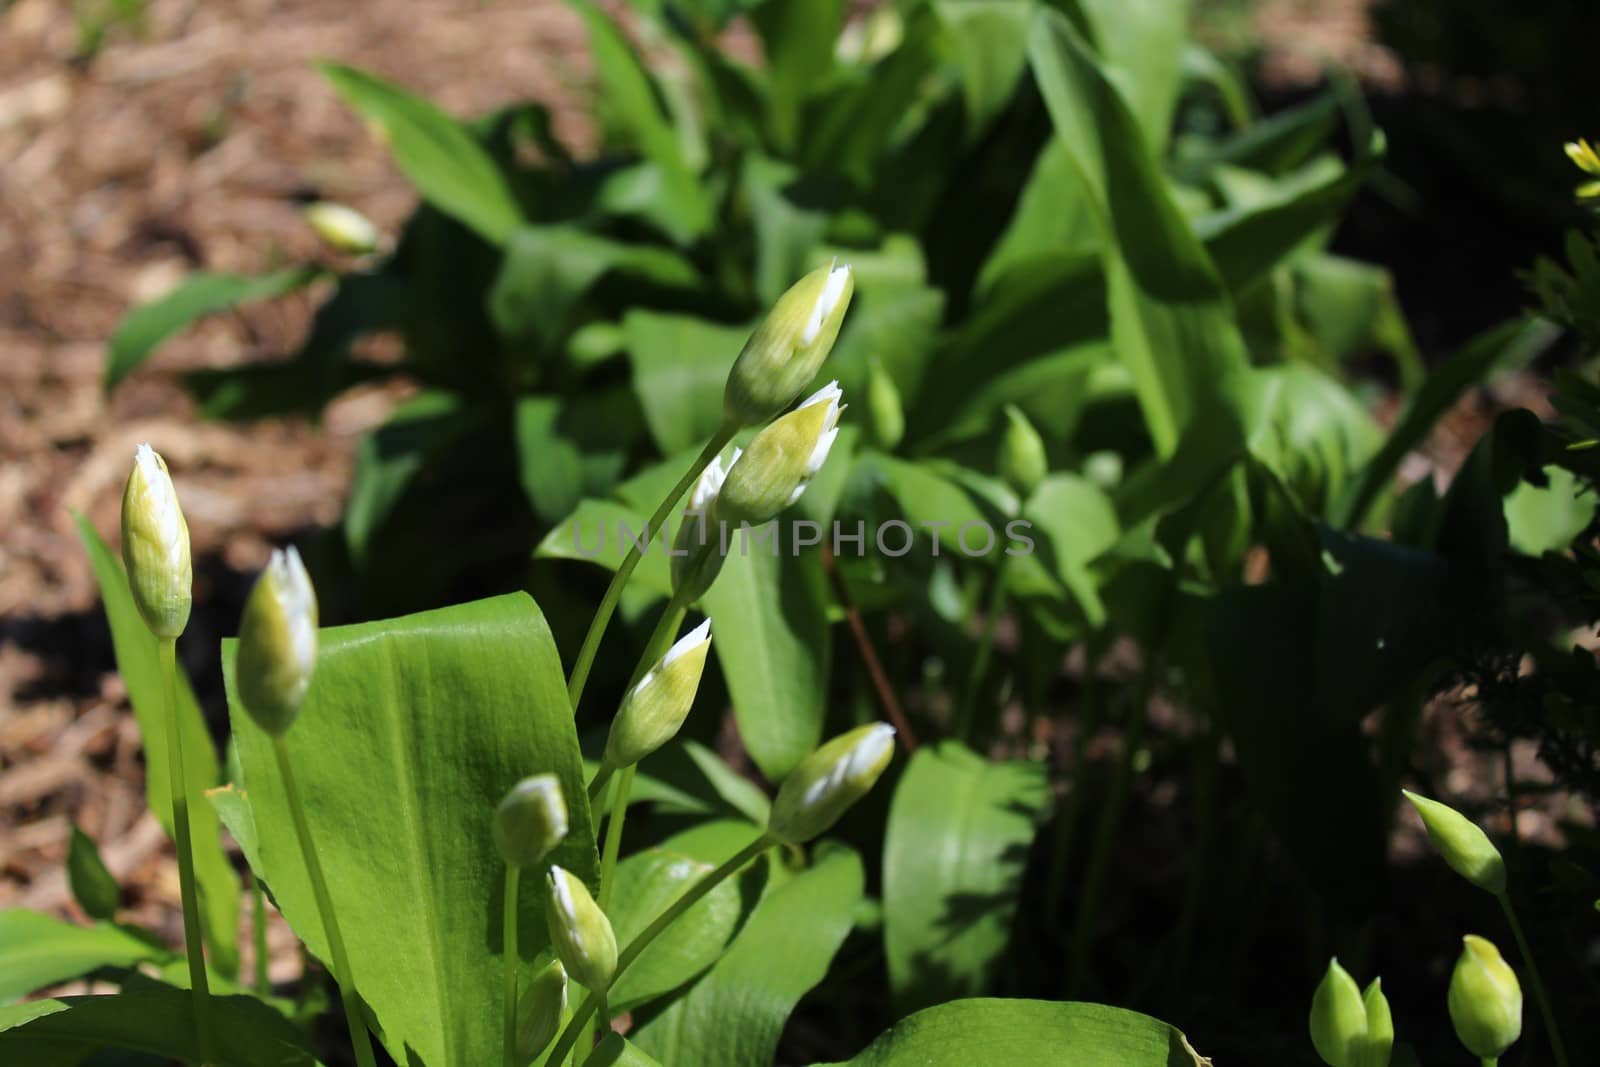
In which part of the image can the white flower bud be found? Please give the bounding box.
[120,444,192,639]
[717,383,845,525]
[236,546,319,735]
[767,723,895,845]
[516,958,567,1061]
[303,202,381,255]
[672,449,739,602]
[545,866,617,992]
[724,263,854,427]
[604,620,712,770]
[494,775,568,868]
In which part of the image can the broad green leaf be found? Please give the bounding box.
[343,392,478,568]
[624,312,748,455]
[321,63,522,245]
[872,457,994,558]
[105,268,318,393]
[1074,0,1190,152]
[703,528,831,781]
[0,988,323,1067]
[220,593,598,1067]
[76,517,240,976]
[745,155,831,305]
[1336,318,1559,528]
[0,911,167,1003]
[1240,365,1381,521]
[750,0,846,149]
[937,1,1031,139]
[537,499,673,600]
[633,845,863,1066]
[810,998,1204,1066]
[1007,474,1121,628]
[884,743,1049,1015]
[606,822,758,1011]
[571,0,687,170]
[976,140,1100,299]
[1029,8,1249,457]
[66,825,120,921]
[489,226,698,350]
[1505,465,1597,557]
[585,1033,665,1067]
[515,395,630,524]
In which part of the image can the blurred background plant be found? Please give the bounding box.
[5,0,1600,1064]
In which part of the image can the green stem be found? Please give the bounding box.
[597,769,635,915]
[502,865,521,1067]
[566,426,735,712]
[273,737,378,1067]
[586,764,615,809]
[953,559,1009,743]
[159,638,215,1066]
[252,879,269,994]
[1045,639,1105,920]
[1497,891,1569,1067]
[545,835,773,1066]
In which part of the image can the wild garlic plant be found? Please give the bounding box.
[59,264,898,1067]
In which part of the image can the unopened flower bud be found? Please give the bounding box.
[516,958,567,1061]
[1403,791,1506,895]
[672,450,738,603]
[865,357,904,451]
[546,866,617,991]
[304,202,381,255]
[1310,958,1366,1067]
[724,263,854,426]
[768,723,895,845]
[236,546,319,735]
[1448,935,1521,1060]
[604,620,712,770]
[1310,960,1392,1067]
[718,382,844,525]
[121,444,192,639]
[1361,979,1393,1067]
[495,776,568,868]
[998,404,1047,498]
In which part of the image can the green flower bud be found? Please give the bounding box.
[767,723,895,845]
[1310,961,1393,1067]
[303,202,381,255]
[494,775,568,869]
[1360,979,1393,1067]
[998,404,1047,499]
[1403,790,1506,895]
[236,546,318,735]
[1310,958,1367,1067]
[865,357,904,451]
[604,619,712,770]
[718,382,844,526]
[516,958,567,1061]
[724,263,854,426]
[120,444,192,639]
[546,866,617,991]
[671,450,738,603]
[1448,935,1522,1060]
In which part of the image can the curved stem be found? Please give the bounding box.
[273,736,378,1067]
[545,835,774,1066]
[159,638,215,1066]
[1498,891,1569,1067]
[252,879,270,994]
[566,427,735,712]
[501,865,521,1067]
